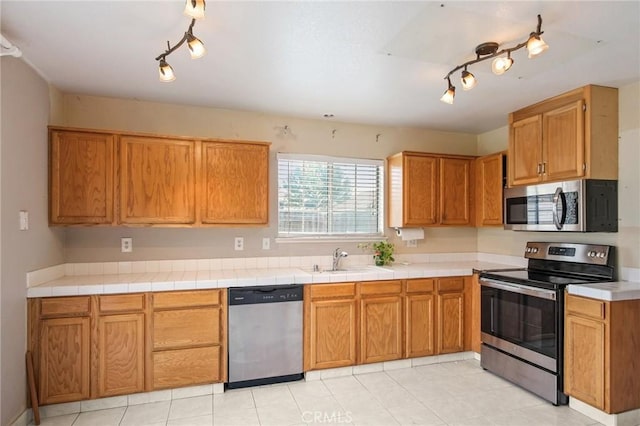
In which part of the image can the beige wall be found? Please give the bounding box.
[0,57,65,425]
[58,94,479,262]
[477,82,640,269]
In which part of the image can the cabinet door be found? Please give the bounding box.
[509,115,543,186]
[308,299,357,370]
[361,296,403,363]
[440,157,472,225]
[564,314,605,410]
[49,130,115,224]
[405,293,435,357]
[153,346,220,389]
[438,291,464,354]
[475,153,504,226]
[201,142,269,224]
[39,317,90,404]
[98,313,145,397]
[120,136,196,224]
[543,100,585,181]
[404,154,438,226]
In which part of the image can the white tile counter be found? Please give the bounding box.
[26,258,523,298]
[567,281,640,301]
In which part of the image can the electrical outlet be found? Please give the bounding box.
[234,237,244,251]
[121,237,133,253]
[262,238,270,250]
[406,239,418,248]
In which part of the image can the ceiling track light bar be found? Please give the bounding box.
[440,14,548,104]
[155,0,206,82]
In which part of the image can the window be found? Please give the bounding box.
[278,153,384,238]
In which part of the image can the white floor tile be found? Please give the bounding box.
[28,414,78,426]
[213,389,255,411]
[322,375,367,396]
[288,380,332,400]
[72,407,125,426]
[251,385,296,408]
[386,400,445,426]
[166,414,213,426]
[293,394,345,420]
[256,403,303,426]
[168,395,212,420]
[120,400,171,426]
[213,407,260,426]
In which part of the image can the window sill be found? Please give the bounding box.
[275,235,386,244]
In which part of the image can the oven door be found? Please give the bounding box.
[480,278,560,372]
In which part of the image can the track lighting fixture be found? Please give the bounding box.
[440,14,549,104]
[155,0,206,82]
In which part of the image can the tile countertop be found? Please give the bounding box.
[26,260,520,298]
[567,281,640,302]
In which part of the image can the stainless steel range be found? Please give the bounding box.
[479,242,615,405]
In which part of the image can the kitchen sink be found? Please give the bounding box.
[309,265,393,274]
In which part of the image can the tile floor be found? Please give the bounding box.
[31,359,603,426]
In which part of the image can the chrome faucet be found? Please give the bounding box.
[332,248,348,271]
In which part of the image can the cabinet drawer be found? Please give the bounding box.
[566,295,606,320]
[405,279,435,293]
[153,346,220,389]
[153,308,220,349]
[438,277,465,292]
[41,297,91,317]
[309,283,356,299]
[99,294,145,313]
[153,290,221,309]
[360,280,402,296]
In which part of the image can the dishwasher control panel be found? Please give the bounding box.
[229,285,303,305]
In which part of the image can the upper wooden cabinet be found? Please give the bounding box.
[48,127,271,227]
[201,141,269,225]
[475,152,505,226]
[49,129,115,225]
[120,136,197,225]
[508,85,618,187]
[387,152,474,228]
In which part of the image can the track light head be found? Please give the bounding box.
[440,78,455,104]
[492,55,514,75]
[527,34,549,58]
[187,33,206,59]
[461,68,477,91]
[158,59,175,82]
[184,0,206,19]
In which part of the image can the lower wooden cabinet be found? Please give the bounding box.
[151,290,226,389]
[564,294,640,414]
[437,278,465,354]
[304,283,357,370]
[38,317,91,404]
[28,289,227,405]
[405,279,436,358]
[305,276,470,371]
[360,281,403,364]
[97,313,145,397]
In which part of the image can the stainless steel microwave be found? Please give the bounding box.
[504,179,618,232]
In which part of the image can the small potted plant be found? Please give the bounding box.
[358,241,395,266]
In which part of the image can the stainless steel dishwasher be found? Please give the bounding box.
[227,284,303,389]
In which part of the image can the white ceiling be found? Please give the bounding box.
[2,1,639,134]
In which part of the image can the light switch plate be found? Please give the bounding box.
[19,210,29,231]
[406,239,417,248]
[262,238,270,250]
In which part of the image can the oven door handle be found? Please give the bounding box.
[480,278,557,301]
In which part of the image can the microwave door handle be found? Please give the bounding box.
[552,187,564,230]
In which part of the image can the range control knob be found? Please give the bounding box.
[532,247,539,253]
[526,247,532,253]
[588,251,595,257]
